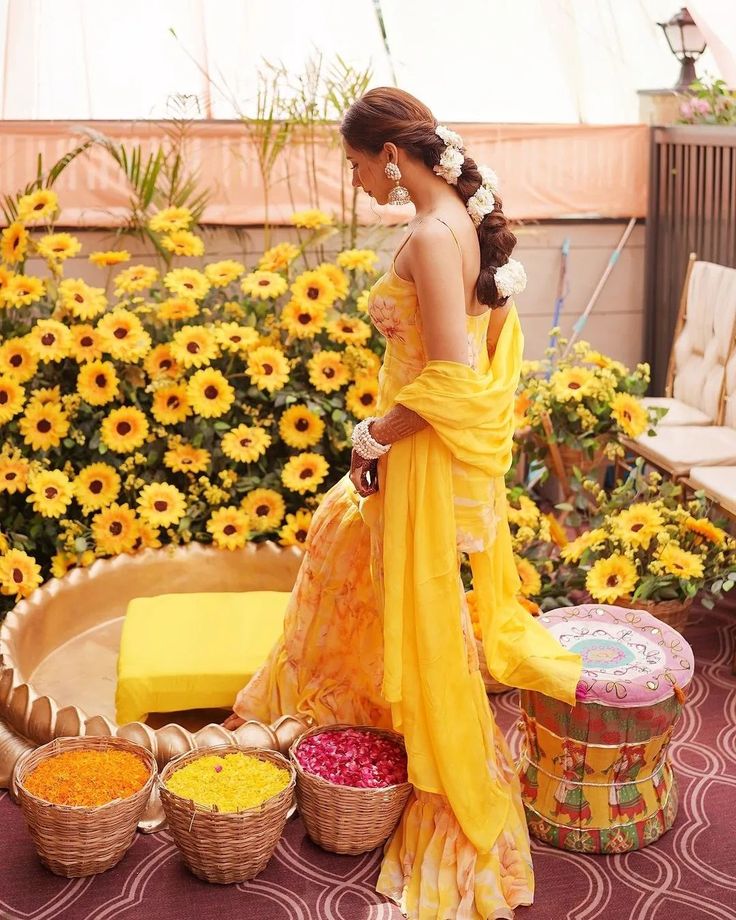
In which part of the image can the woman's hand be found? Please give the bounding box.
[349,450,378,497]
[222,711,245,731]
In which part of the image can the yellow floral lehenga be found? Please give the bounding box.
[234,260,581,919]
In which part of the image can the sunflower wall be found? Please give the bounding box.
[0,195,384,612]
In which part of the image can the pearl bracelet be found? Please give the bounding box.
[351,417,391,460]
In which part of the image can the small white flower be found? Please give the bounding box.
[466,185,495,226]
[478,164,501,196]
[494,258,527,299]
[436,124,464,149]
[434,146,465,184]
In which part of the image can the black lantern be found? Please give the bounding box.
[658,7,707,91]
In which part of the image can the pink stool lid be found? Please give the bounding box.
[537,604,695,707]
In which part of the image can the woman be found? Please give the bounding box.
[226,88,582,919]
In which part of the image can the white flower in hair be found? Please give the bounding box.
[434,146,465,185]
[467,185,495,227]
[494,258,527,299]
[478,165,501,196]
[435,124,464,149]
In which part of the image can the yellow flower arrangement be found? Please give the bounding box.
[258,242,300,272]
[241,270,288,301]
[289,209,333,230]
[17,189,59,224]
[337,249,378,274]
[1,222,29,265]
[241,489,286,532]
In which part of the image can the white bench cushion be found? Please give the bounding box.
[642,397,713,426]
[688,466,736,514]
[632,426,736,476]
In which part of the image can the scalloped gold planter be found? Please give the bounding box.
[0,542,309,800]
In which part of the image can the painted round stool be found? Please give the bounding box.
[517,603,694,854]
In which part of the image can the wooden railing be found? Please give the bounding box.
[645,126,736,393]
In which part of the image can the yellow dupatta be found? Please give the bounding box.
[379,306,582,852]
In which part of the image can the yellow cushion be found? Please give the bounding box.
[115,591,288,725]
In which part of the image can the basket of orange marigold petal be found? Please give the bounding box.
[13,735,156,877]
[289,724,412,855]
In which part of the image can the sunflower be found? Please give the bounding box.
[204,260,245,288]
[186,368,234,418]
[137,482,187,527]
[258,242,300,272]
[148,206,193,233]
[326,316,372,346]
[161,230,205,257]
[214,322,260,354]
[316,263,349,299]
[91,503,139,555]
[355,290,371,313]
[221,424,272,463]
[685,517,725,545]
[69,325,105,363]
[145,344,182,380]
[89,250,131,267]
[151,383,191,425]
[507,495,540,529]
[610,393,648,438]
[133,519,162,551]
[171,325,219,368]
[307,351,350,393]
[586,554,638,604]
[114,264,159,296]
[36,232,82,263]
[291,271,337,309]
[246,346,290,392]
[26,319,71,363]
[5,274,45,307]
[74,463,121,513]
[97,309,151,361]
[289,209,333,230]
[560,528,607,563]
[157,297,200,322]
[76,360,120,406]
[241,270,288,301]
[281,452,329,494]
[19,402,69,451]
[336,249,379,274]
[346,378,379,419]
[550,367,595,402]
[279,509,313,547]
[0,266,14,304]
[164,444,211,473]
[280,298,326,339]
[1,222,29,264]
[51,553,79,579]
[28,385,61,405]
[279,405,325,449]
[101,406,149,453]
[27,469,74,518]
[206,506,251,550]
[343,345,381,378]
[241,488,285,532]
[17,189,59,223]
[58,278,107,320]
[0,549,43,599]
[0,455,29,493]
[163,267,210,300]
[515,557,542,597]
[0,375,25,423]
[0,337,37,382]
[656,543,704,580]
[614,504,664,550]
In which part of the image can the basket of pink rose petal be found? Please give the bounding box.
[289,724,412,855]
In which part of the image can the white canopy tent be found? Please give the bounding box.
[0,0,730,123]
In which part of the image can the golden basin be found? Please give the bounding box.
[0,541,309,796]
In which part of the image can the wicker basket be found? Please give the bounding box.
[476,638,508,694]
[615,596,694,634]
[289,724,413,856]
[13,735,156,878]
[159,745,295,884]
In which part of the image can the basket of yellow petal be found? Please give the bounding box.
[158,745,295,884]
[289,724,413,855]
[13,735,156,877]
